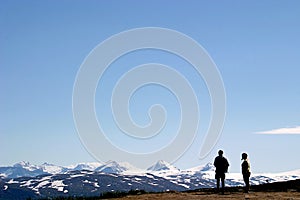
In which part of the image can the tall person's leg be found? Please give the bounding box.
[221,177,225,194]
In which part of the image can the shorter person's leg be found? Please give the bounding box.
[245,176,250,192]
[243,175,250,193]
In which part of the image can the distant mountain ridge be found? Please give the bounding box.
[1,160,300,180]
[1,160,173,179]
[1,160,300,200]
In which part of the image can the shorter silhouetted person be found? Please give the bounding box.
[241,152,251,193]
[214,150,229,194]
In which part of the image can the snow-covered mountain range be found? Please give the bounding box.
[0,161,129,179]
[1,160,300,199]
[0,160,176,179]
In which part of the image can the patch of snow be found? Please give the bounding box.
[177,183,190,189]
[39,176,51,181]
[184,179,191,183]
[149,182,158,186]
[20,180,33,187]
[36,180,50,188]
[107,173,118,177]
[51,180,67,192]
[31,187,40,194]
[151,170,181,178]
[70,174,85,178]
[3,185,8,190]
[7,179,19,184]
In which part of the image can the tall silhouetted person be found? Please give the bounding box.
[241,152,251,193]
[214,150,229,194]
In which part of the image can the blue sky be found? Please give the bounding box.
[1,1,300,173]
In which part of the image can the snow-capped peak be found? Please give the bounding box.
[185,163,215,173]
[40,163,66,174]
[71,162,102,171]
[147,160,179,172]
[13,161,38,171]
[199,163,215,172]
[96,161,130,174]
[13,161,31,168]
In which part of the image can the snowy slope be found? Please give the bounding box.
[40,163,68,174]
[0,170,187,199]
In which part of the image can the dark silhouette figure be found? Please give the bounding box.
[213,150,229,194]
[241,152,251,193]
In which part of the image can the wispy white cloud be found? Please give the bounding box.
[256,126,300,135]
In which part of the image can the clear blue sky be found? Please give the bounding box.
[1,0,300,173]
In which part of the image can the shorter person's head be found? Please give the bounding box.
[218,150,223,156]
[242,153,248,160]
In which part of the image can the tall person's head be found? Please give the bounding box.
[218,150,223,156]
